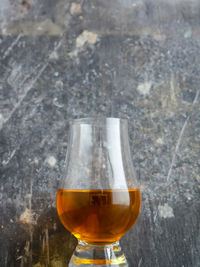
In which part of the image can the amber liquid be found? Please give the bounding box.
[57,189,141,245]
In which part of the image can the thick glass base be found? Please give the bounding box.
[69,241,128,267]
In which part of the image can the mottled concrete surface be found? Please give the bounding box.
[0,1,200,266]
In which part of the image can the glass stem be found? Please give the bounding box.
[69,240,128,266]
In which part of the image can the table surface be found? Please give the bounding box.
[0,1,200,266]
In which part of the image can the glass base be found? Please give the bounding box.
[69,240,128,267]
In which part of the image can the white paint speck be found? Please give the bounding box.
[156,137,164,145]
[185,193,192,201]
[37,26,43,31]
[54,72,59,77]
[137,82,152,96]
[55,80,64,90]
[69,30,99,58]
[70,2,82,15]
[184,30,192,39]
[49,51,59,60]
[34,158,39,164]
[0,113,4,129]
[76,30,98,48]
[19,208,38,225]
[158,203,174,218]
[46,155,57,167]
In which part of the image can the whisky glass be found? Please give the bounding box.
[57,118,141,266]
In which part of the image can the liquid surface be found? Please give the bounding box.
[57,189,141,244]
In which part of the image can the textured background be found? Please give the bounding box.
[0,0,200,266]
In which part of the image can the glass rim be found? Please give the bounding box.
[68,117,128,125]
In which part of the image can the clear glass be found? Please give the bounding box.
[57,117,141,266]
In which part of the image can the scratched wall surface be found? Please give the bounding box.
[0,0,200,266]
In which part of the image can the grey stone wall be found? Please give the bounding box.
[0,1,200,266]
